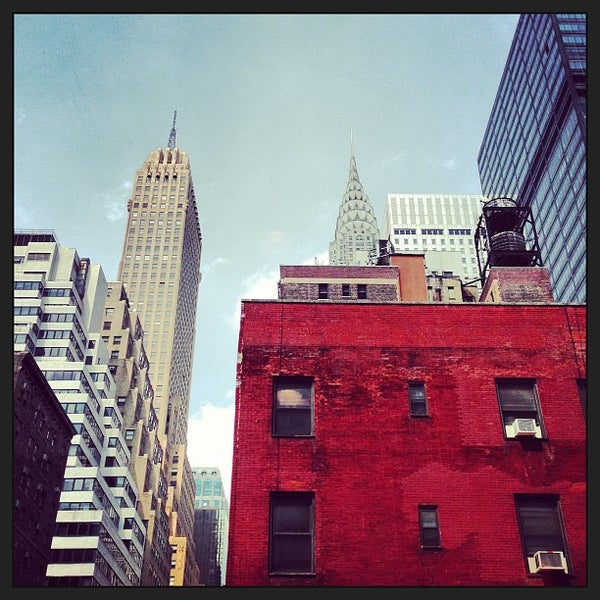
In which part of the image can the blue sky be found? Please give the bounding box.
[14,13,520,496]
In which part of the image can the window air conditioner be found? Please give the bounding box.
[531,550,568,573]
[512,418,537,437]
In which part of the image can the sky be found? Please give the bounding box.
[14,13,520,498]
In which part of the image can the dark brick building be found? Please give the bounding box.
[13,351,76,586]
[226,261,586,586]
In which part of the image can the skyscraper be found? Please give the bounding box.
[13,231,146,586]
[116,113,203,585]
[191,467,230,586]
[329,138,380,266]
[477,13,586,303]
[380,193,485,290]
[102,282,172,585]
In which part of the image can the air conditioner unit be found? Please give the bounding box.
[531,550,568,573]
[512,418,537,437]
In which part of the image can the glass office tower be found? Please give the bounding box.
[477,13,586,302]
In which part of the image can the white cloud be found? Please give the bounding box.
[14,202,34,228]
[442,158,457,170]
[15,110,26,128]
[104,199,126,222]
[376,153,404,170]
[203,256,230,275]
[187,402,235,500]
[102,181,131,222]
[265,229,284,245]
[226,267,279,329]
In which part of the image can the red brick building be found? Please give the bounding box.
[226,262,586,586]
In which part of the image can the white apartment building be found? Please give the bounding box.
[13,230,145,586]
[381,194,486,289]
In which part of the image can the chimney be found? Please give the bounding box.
[479,266,554,303]
[388,253,428,301]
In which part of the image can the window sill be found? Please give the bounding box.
[269,572,316,577]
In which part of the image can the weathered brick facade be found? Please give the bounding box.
[480,266,555,303]
[227,300,586,586]
[278,264,401,302]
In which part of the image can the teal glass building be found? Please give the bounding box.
[478,13,586,302]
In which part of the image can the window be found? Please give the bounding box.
[269,492,314,574]
[515,495,569,574]
[496,379,544,438]
[341,284,350,297]
[409,382,427,416]
[318,283,328,299]
[357,284,367,299]
[273,376,314,436]
[27,252,51,261]
[419,505,441,548]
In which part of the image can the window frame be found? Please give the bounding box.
[272,376,314,437]
[318,283,328,299]
[496,378,545,439]
[357,283,367,299]
[514,494,570,574]
[419,505,441,549]
[269,491,315,575]
[408,382,428,417]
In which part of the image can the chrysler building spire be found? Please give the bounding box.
[328,132,381,265]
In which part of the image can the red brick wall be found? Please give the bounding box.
[228,301,586,586]
[480,266,555,303]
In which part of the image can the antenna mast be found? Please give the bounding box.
[167,110,177,150]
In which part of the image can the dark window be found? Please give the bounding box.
[273,377,314,436]
[341,284,350,297]
[357,284,367,299]
[419,505,441,548]
[515,495,569,574]
[496,379,543,438]
[409,382,427,416]
[269,492,314,574]
[318,283,328,299]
